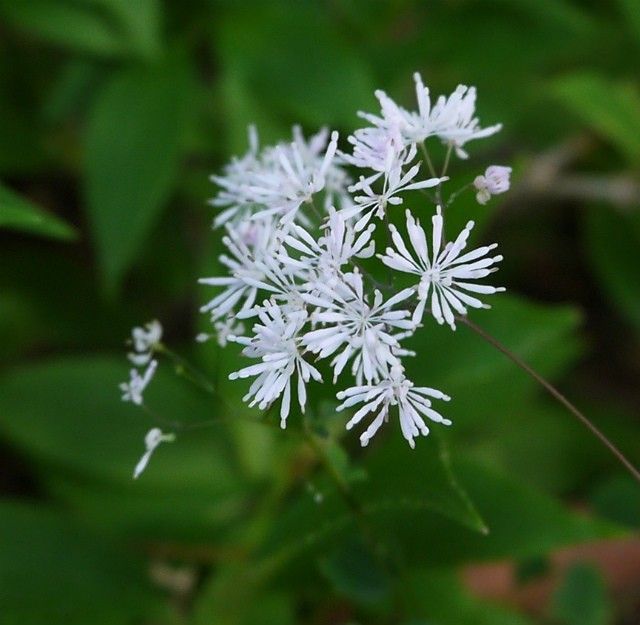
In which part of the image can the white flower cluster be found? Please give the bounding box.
[120,320,162,406]
[201,73,509,448]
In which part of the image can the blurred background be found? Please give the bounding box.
[1,1,640,624]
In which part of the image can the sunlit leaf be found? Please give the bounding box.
[0,183,76,240]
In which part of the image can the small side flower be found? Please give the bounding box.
[474,165,512,204]
[133,428,175,479]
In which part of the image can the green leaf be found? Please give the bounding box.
[615,0,640,47]
[318,537,391,608]
[192,564,295,625]
[85,53,195,292]
[0,356,248,541]
[551,74,640,162]
[215,3,376,129]
[585,206,640,330]
[590,474,640,529]
[0,183,77,240]
[0,0,162,60]
[262,457,619,573]
[0,500,164,625]
[551,563,613,625]
[404,294,583,438]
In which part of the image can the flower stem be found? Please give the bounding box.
[156,343,217,396]
[457,315,640,484]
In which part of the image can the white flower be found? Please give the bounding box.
[474,165,512,204]
[133,428,175,479]
[341,125,405,172]
[302,271,415,384]
[210,127,349,228]
[379,208,504,329]
[127,320,162,366]
[336,365,451,448]
[210,125,261,228]
[343,147,445,231]
[199,217,280,322]
[280,208,375,282]
[214,318,245,347]
[358,73,502,159]
[120,360,158,405]
[228,301,321,427]
[246,130,340,224]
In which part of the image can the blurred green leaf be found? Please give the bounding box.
[192,564,295,625]
[0,0,162,59]
[262,456,618,575]
[319,537,391,608]
[215,3,376,129]
[552,74,640,162]
[405,295,583,440]
[85,52,195,292]
[0,500,164,625]
[585,206,640,330]
[0,356,249,540]
[590,474,640,529]
[0,183,77,240]
[615,0,640,47]
[551,562,613,625]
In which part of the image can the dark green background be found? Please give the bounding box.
[1,1,640,624]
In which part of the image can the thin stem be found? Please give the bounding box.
[420,141,437,178]
[441,142,453,179]
[156,343,217,395]
[420,141,445,209]
[457,315,640,484]
[154,343,283,432]
[446,182,473,207]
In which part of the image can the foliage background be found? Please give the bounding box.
[1,1,640,623]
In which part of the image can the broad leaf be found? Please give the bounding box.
[0,0,162,59]
[552,74,640,162]
[85,53,195,292]
[0,356,248,540]
[0,500,165,625]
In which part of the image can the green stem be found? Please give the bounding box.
[157,343,217,395]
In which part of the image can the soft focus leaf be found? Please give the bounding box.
[551,562,613,625]
[192,564,295,625]
[215,3,375,129]
[0,183,77,240]
[590,474,640,529]
[85,52,195,292]
[405,294,583,439]
[0,0,162,59]
[318,537,391,608]
[262,456,618,573]
[0,357,248,540]
[0,500,164,625]
[552,74,640,162]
